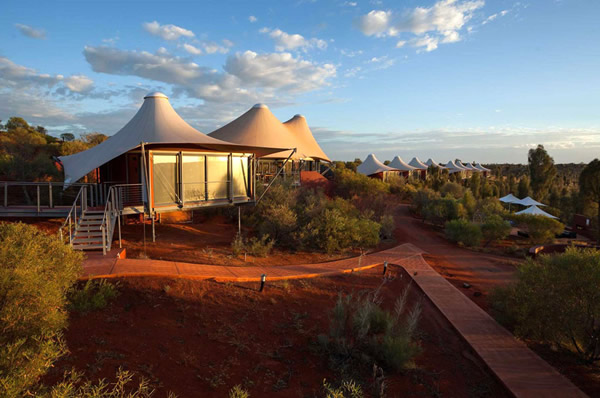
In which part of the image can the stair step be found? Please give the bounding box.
[83,214,104,219]
[72,237,104,243]
[85,210,105,214]
[72,244,104,250]
[74,231,103,237]
[79,221,102,226]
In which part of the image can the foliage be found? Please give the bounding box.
[461,189,476,219]
[228,384,250,398]
[508,214,564,244]
[333,168,389,199]
[517,176,531,199]
[579,158,600,243]
[231,233,245,256]
[490,247,600,364]
[439,182,464,199]
[246,235,275,257]
[481,215,512,246]
[68,279,119,314]
[528,144,557,201]
[46,368,163,398]
[318,281,421,375]
[0,223,83,397]
[445,219,482,247]
[422,197,466,226]
[379,214,395,239]
[322,379,364,398]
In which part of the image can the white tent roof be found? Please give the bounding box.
[357,154,398,176]
[444,160,465,174]
[456,160,475,170]
[474,162,491,172]
[59,93,287,185]
[464,162,481,172]
[425,158,446,169]
[283,114,330,162]
[499,193,521,204]
[389,156,416,171]
[408,157,428,170]
[517,196,546,207]
[516,205,557,219]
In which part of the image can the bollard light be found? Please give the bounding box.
[259,273,266,292]
[383,261,388,275]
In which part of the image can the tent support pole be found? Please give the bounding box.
[238,206,241,235]
[257,149,296,204]
[152,215,156,243]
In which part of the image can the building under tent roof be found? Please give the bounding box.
[425,158,446,169]
[357,154,399,180]
[408,157,428,179]
[208,104,330,182]
[474,162,491,177]
[389,156,416,178]
[444,160,466,175]
[516,205,557,219]
[518,196,546,207]
[464,162,480,171]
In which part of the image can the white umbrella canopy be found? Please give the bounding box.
[408,157,428,170]
[518,196,546,207]
[425,158,446,169]
[516,205,558,219]
[59,93,288,186]
[357,154,398,176]
[389,156,416,171]
[499,193,521,204]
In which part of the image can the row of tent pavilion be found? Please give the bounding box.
[499,194,558,219]
[356,153,492,180]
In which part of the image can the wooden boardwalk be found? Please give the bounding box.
[82,244,587,398]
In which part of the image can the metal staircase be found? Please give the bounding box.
[71,210,106,250]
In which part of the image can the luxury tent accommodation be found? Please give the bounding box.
[357,154,399,181]
[60,92,288,215]
[456,160,475,177]
[208,104,330,184]
[408,157,428,179]
[389,156,417,178]
[443,160,466,177]
[499,193,521,211]
[516,205,557,219]
[425,158,446,169]
[474,162,491,177]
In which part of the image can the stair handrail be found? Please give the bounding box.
[59,186,87,245]
[100,186,119,255]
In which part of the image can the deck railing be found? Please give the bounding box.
[58,186,87,245]
[0,181,98,212]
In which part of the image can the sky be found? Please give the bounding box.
[1,0,599,164]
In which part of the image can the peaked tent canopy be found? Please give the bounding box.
[518,196,546,207]
[425,158,446,169]
[474,163,491,172]
[389,156,416,171]
[444,160,465,174]
[408,157,428,170]
[283,114,330,162]
[464,162,480,171]
[499,193,521,204]
[456,160,476,170]
[60,93,288,186]
[357,154,398,176]
[516,205,557,219]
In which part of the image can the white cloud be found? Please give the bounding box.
[202,41,230,54]
[340,49,363,57]
[14,23,46,39]
[63,75,94,93]
[142,21,195,40]
[482,9,509,25]
[355,10,392,37]
[356,1,485,51]
[249,15,257,23]
[260,28,327,51]
[343,1,358,6]
[182,43,202,55]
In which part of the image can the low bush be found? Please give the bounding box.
[379,214,395,240]
[0,223,82,397]
[228,384,250,398]
[319,280,421,375]
[322,379,364,398]
[246,235,275,257]
[422,197,467,226]
[231,233,245,256]
[439,182,464,199]
[508,214,564,244]
[68,279,119,314]
[490,247,600,364]
[333,168,389,199]
[445,219,482,247]
[481,215,512,246]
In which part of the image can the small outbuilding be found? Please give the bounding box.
[357,154,399,181]
[408,157,428,179]
[389,156,417,178]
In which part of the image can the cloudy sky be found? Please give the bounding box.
[1,0,599,163]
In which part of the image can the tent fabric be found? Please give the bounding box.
[444,160,465,174]
[389,156,416,171]
[517,196,546,207]
[456,160,475,171]
[59,93,288,186]
[499,193,521,204]
[425,158,446,169]
[408,157,428,170]
[464,162,481,172]
[474,162,491,172]
[283,114,331,162]
[516,205,557,219]
[357,154,398,176]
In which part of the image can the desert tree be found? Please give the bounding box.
[579,159,600,244]
[528,145,557,201]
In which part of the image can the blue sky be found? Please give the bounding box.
[1,0,599,163]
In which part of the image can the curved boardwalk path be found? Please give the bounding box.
[82,244,586,398]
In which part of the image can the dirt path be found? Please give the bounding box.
[394,204,520,310]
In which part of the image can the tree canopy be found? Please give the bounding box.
[528,145,557,201]
[579,158,600,243]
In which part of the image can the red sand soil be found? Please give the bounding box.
[44,266,510,397]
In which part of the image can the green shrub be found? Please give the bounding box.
[319,282,421,374]
[490,247,600,363]
[323,379,364,398]
[246,235,275,257]
[257,204,298,248]
[445,219,482,247]
[68,279,119,314]
[440,182,464,199]
[231,233,245,256]
[481,215,512,246]
[0,223,83,397]
[422,197,466,226]
[509,214,564,244]
[410,188,440,216]
[461,190,477,219]
[333,168,389,199]
[379,215,395,239]
[228,384,250,398]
